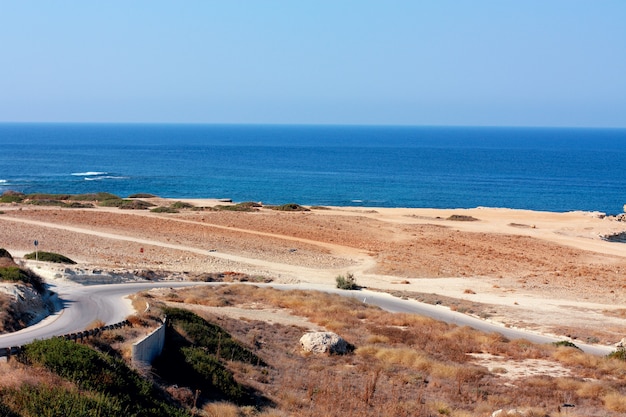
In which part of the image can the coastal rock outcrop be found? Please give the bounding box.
[300,332,348,354]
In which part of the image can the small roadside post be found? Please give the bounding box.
[34,240,39,262]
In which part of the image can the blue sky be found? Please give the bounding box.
[1,1,625,127]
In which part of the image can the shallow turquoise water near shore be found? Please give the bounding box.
[1,123,625,214]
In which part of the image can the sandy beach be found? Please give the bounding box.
[1,198,626,345]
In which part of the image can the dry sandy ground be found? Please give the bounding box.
[1,198,626,348]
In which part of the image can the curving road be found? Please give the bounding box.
[0,281,214,349]
[0,281,615,357]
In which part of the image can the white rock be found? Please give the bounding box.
[300,332,348,354]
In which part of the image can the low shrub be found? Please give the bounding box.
[26,199,66,206]
[446,214,479,221]
[154,307,264,405]
[128,193,157,198]
[100,199,154,210]
[607,348,626,361]
[215,202,262,212]
[0,266,45,293]
[21,338,189,417]
[1,384,124,417]
[553,340,581,350]
[26,193,71,200]
[171,201,194,209]
[0,191,25,203]
[151,206,179,213]
[336,272,359,290]
[270,203,309,212]
[0,248,14,260]
[162,307,264,365]
[24,251,76,264]
[70,192,121,201]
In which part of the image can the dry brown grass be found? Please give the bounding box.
[133,284,626,416]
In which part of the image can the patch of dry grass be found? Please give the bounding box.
[13,283,620,417]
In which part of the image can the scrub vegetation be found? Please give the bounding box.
[2,283,626,416]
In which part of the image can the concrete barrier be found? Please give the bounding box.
[131,319,166,366]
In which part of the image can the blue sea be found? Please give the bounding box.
[1,123,625,214]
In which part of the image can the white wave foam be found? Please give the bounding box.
[71,171,108,176]
[0,179,7,184]
[84,176,128,181]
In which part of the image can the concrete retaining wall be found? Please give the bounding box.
[132,320,166,366]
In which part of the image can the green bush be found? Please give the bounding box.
[0,266,45,293]
[27,199,68,207]
[0,193,24,203]
[22,338,189,417]
[162,307,264,365]
[447,214,479,221]
[336,272,359,290]
[608,348,626,361]
[0,248,14,260]
[1,384,123,417]
[154,307,264,405]
[553,340,581,350]
[24,251,76,264]
[99,199,154,210]
[151,206,179,213]
[128,193,157,198]
[171,201,194,209]
[70,192,121,202]
[26,193,72,200]
[215,202,262,212]
[270,203,309,212]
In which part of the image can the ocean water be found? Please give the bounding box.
[1,123,625,214]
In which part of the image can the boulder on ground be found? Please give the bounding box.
[491,409,526,417]
[300,332,348,354]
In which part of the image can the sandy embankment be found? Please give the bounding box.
[1,199,626,344]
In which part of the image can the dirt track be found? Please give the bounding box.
[1,200,626,344]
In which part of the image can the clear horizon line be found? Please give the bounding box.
[1,121,625,130]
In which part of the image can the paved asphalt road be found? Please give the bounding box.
[0,281,615,356]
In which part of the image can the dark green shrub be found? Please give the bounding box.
[27,199,67,207]
[0,191,24,203]
[26,193,72,200]
[270,203,309,212]
[553,340,581,350]
[162,307,264,365]
[1,385,123,417]
[215,202,261,212]
[151,206,179,213]
[0,248,14,260]
[154,307,265,405]
[0,266,45,293]
[128,193,157,198]
[336,272,359,290]
[64,201,94,208]
[447,215,479,221]
[70,192,121,202]
[0,400,21,417]
[181,346,245,400]
[0,266,23,282]
[100,199,154,210]
[608,348,626,361]
[98,197,125,207]
[22,338,189,417]
[171,201,194,209]
[24,251,76,264]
